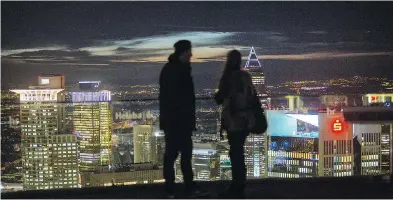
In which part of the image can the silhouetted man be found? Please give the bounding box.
[159,40,200,198]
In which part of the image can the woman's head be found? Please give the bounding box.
[224,50,242,73]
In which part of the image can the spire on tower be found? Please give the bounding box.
[244,46,262,68]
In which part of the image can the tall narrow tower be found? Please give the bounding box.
[244,47,268,107]
[243,47,268,179]
[71,81,112,172]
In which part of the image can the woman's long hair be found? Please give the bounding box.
[219,50,242,85]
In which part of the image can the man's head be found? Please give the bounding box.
[174,40,192,63]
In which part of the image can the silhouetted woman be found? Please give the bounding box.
[215,50,255,198]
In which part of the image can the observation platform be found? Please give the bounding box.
[3,175,393,199]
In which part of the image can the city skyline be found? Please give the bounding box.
[2,2,393,89]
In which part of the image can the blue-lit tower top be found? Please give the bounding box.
[244,46,262,68]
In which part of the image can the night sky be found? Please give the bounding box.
[2,2,393,90]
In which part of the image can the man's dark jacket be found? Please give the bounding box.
[159,54,196,132]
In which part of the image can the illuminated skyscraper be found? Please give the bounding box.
[265,107,393,178]
[11,75,79,190]
[192,143,219,181]
[344,107,393,176]
[50,134,79,189]
[242,47,268,179]
[352,124,381,175]
[71,81,112,172]
[175,143,219,182]
[244,135,265,179]
[381,124,392,174]
[285,95,304,111]
[133,124,155,163]
[152,128,165,166]
[266,110,319,178]
[318,110,354,177]
[244,47,268,107]
[266,109,354,178]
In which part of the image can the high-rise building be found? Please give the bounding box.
[175,143,219,182]
[112,133,133,165]
[266,110,319,178]
[344,107,393,176]
[244,47,268,107]
[242,47,268,179]
[352,124,381,175]
[244,134,265,179]
[50,134,79,189]
[265,109,354,178]
[192,143,219,181]
[381,123,392,174]
[318,110,354,177]
[285,96,304,111]
[11,75,79,190]
[71,81,112,172]
[133,125,154,163]
[152,128,165,166]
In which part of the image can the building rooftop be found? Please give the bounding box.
[3,175,392,199]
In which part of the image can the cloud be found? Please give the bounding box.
[50,63,110,66]
[266,35,289,42]
[1,45,67,56]
[79,31,235,57]
[6,50,91,58]
[2,49,113,66]
[110,45,248,63]
[3,31,392,65]
[251,52,393,60]
[308,31,328,35]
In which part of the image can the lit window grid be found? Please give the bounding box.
[72,102,112,171]
[266,150,318,178]
[22,135,79,190]
[360,132,382,175]
[85,169,163,187]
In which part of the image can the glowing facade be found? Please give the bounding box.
[285,96,304,111]
[244,135,265,178]
[243,47,268,178]
[381,123,392,174]
[71,85,112,172]
[244,47,268,107]
[81,163,163,187]
[192,143,219,181]
[12,86,79,190]
[175,143,219,182]
[318,111,354,177]
[133,125,155,163]
[266,110,319,178]
[265,110,355,178]
[353,124,381,175]
[344,107,393,176]
[362,93,393,106]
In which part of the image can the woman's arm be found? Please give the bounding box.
[214,78,228,105]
